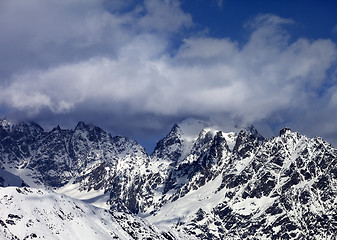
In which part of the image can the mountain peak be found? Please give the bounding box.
[75,121,87,131]
[2,119,336,240]
[279,127,292,136]
[28,121,44,133]
[0,118,13,132]
[1,119,44,135]
[177,118,212,139]
[245,125,265,141]
[51,125,62,132]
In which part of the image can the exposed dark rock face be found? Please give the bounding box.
[179,129,337,239]
[1,118,337,239]
[0,119,152,212]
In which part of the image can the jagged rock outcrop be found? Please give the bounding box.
[0,119,152,212]
[152,128,337,240]
[1,118,337,239]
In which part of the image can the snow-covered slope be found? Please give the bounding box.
[145,118,262,214]
[0,119,153,211]
[0,118,247,215]
[1,118,337,239]
[0,187,188,240]
[147,128,337,239]
[151,118,239,167]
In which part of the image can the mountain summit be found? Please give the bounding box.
[1,118,337,239]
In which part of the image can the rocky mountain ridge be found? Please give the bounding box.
[151,127,337,239]
[1,118,337,239]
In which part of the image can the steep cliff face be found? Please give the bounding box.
[148,128,337,239]
[144,119,245,214]
[0,119,152,211]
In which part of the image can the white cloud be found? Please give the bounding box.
[0,1,337,144]
[1,14,336,127]
[0,0,191,79]
[135,0,192,34]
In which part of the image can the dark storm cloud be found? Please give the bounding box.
[1,1,337,147]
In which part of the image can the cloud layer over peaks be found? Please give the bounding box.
[0,1,337,145]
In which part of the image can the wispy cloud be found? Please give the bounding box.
[333,25,337,33]
[215,0,224,8]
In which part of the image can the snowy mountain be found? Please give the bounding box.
[1,118,337,239]
[0,187,186,240]
[145,119,263,214]
[147,128,337,239]
[0,119,152,211]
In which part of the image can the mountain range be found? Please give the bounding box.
[1,118,337,239]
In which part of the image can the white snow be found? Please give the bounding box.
[0,119,13,131]
[0,187,126,239]
[2,163,43,188]
[177,118,239,161]
[222,132,237,150]
[146,174,227,227]
[0,187,174,240]
[55,181,110,210]
[230,196,277,216]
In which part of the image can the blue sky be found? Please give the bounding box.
[0,0,337,152]
[182,0,337,40]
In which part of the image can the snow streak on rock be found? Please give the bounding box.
[1,118,337,239]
